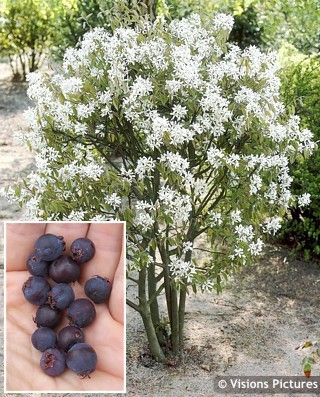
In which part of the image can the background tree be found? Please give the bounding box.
[0,0,60,80]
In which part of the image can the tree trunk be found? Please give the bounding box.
[141,306,166,362]
[178,286,187,350]
[148,261,165,345]
[139,267,166,362]
[170,286,179,355]
[146,0,157,22]
[134,0,157,22]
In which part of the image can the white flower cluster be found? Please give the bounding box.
[169,256,196,283]
[298,193,311,207]
[4,13,314,286]
[158,185,192,225]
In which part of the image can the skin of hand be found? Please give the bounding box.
[6,222,125,392]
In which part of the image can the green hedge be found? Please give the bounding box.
[279,55,320,259]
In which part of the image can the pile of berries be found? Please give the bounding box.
[22,233,112,378]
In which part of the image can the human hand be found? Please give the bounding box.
[6,222,124,392]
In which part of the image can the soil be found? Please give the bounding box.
[0,61,33,251]
[127,245,320,397]
[1,61,320,397]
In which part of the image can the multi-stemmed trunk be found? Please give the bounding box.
[127,239,194,363]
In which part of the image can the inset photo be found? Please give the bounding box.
[4,222,125,393]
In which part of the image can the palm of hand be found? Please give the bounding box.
[6,223,124,392]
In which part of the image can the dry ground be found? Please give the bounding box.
[127,245,320,397]
[1,61,320,397]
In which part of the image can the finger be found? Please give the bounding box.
[45,222,89,254]
[80,223,124,286]
[6,223,46,271]
[85,310,124,379]
[109,246,125,324]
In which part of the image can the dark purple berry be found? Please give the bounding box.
[22,276,50,306]
[26,253,49,277]
[34,305,62,328]
[67,298,96,328]
[35,233,65,261]
[84,275,112,304]
[40,348,66,377]
[31,327,57,352]
[49,255,80,283]
[48,283,75,310]
[66,343,97,377]
[70,238,95,264]
[58,326,85,351]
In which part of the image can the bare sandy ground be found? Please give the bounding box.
[0,61,34,272]
[1,61,320,397]
[127,245,320,397]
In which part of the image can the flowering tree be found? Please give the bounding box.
[4,14,314,362]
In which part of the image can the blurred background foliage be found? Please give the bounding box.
[1,0,320,258]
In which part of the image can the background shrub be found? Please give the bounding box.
[279,54,320,259]
[52,0,110,60]
[0,0,59,80]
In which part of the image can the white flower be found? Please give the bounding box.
[268,123,288,143]
[145,112,170,149]
[230,209,241,224]
[136,157,155,179]
[90,67,104,78]
[250,174,262,195]
[172,44,201,88]
[297,128,315,152]
[201,280,214,292]
[182,241,193,253]
[298,193,311,207]
[120,166,135,183]
[24,197,41,220]
[60,77,83,94]
[105,193,122,209]
[211,212,222,226]
[235,87,262,118]
[207,147,225,168]
[91,214,113,221]
[158,185,192,224]
[165,79,182,95]
[130,76,153,100]
[136,200,154,211]
[159,152,189,177]
[249,238,264,256]
[169,123,194,145]
[0,186,17,204]
[169,256,195,283]
[235,224,254,243]
[230,247,244,259]
[136,212,154,229]
[77,103,95,119]
[265,182,278,204]
[212,13,234,32]
[226,154,240,168]
[99,90,112,104]
[74,122,88,136]
[171,104,187,121]
[64,210,86,221]
[263,216,282,235]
